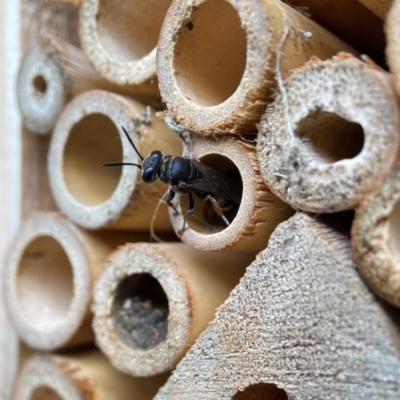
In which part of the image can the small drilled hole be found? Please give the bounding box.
[17,236,73,328]
[112,273,169,350]
[32,75,47,95]
[173,0,247,106]
[63,113,123,206]
[295,110,364,165]
[232,383,288,400]
[31,386,63,400]
[179,154,243,235]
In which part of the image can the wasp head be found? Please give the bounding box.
[142,151,163,183]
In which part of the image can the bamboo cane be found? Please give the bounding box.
[3,212,140,351]
[48,89,182,230]
[386,0,400,97]
[156,213,400,399]
[93,242,254,376]
[79,0,172,95]
[352,165,400,308]
[157,0,356,134]
[13,350,169,400]
[167,134,293,251]
[257,53,400,213]
[358,0,393,19]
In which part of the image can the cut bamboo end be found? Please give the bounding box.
[157,0,355,134]
[93,242,253,376]
[358,0,393,19]
[17,44,67,134]
[169,135,293,251]
[48,89,181,230]
[13,350,169,400]
[387,0,400,96]
[352,165,400,308]
[156,213,400,399]
[257,53,400,213]
[79,0,172,94]
[3,212,136,351]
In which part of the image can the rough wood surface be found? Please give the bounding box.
[156,213,400,399]
[386,0,400,97]
[157,0,355,134]
[257,53,400,213]
[93,242,254,376]
[352,165,400,308]
[169,135,293,251]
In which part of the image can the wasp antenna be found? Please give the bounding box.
[122,126,144,161]
[103,162,142,169]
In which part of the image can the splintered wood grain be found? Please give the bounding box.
[156,213,400,399]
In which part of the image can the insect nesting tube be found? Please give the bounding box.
[257,53,400,213]
[168,135,293,251]
[3,212,138,351]
[48,89,181,230]
[93,242,253,376]
[79,0,172,94]
[157,0,355,134]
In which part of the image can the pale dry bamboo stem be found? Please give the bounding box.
[156,213,400,399]
[257,53,400,213]
[48,90,182,230]
[352,165,400,308]
[358,0,393,19]
[284,0,385,63]
[13,349,169,400]
[168,135,293,251]
[157,0,356,134]
[93,242,254,376]
[386,0,400,97]
[3,212,140,351]
[79,0,172,94]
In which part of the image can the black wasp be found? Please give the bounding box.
[103,127,242,232]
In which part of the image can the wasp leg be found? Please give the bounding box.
[206,195,230,226]
[166,189,179,215]
[178,192,195,237]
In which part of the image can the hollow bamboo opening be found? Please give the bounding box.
[180,154,243,234]
[31,387,63,400]
[63,113,123,206]
[112,273,169,350]
[32,74,48,96]
[97,0,172,63]
[294,110,364,165]
[17,236,73,328]
[173,0,246,107]
[232,383,288,400]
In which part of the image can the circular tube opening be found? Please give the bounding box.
[63,113,123,206]
[97,0,173,63]
[173,0,247,106]
[31,386,63,400]
[388,198,400,266]
[232,383,288,400]
[16,236,73,327]
[32,74,47,95]
[295,110,364,165]
[112,273,169,350]
[179,154,243,234]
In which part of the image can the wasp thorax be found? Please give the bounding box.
[142,150,164,183]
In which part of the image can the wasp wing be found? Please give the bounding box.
[184,159,242,204]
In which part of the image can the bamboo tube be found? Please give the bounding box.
[167,135,293,251]
[156,213,400,399]
[157,0,356,134]
[387,0,400,96]
[13,350,169,400]
[284,0,385,63]
[93,242,254,376]
[3,212,141,351]
[79,0,172,95]
[358,0,393,19]
[257,53,400,213]
[48,89,182,231]
[352,165,400,308]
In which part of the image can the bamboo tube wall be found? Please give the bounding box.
[2,0,400,399]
